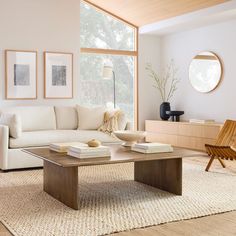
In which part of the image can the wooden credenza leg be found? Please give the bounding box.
[134,158,182,195]
[43,161,79,210]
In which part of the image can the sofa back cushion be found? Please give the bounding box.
[0,106,56,132]
[76,105,106,130]
[54,106,78,130]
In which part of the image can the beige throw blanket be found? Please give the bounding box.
[98,110,123,136]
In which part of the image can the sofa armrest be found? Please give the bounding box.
[125,122,133,130]
[0,125,9,170]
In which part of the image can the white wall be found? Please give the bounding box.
[0,1,158,131]
[3,1,234,128]
[160,19,236,122]
[138,35,161,130]
[0,0,80,107]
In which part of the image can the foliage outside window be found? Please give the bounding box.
[79,1,137,123]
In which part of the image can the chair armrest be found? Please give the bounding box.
[0,125,9,170]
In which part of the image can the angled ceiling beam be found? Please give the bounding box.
[82,0,138,28]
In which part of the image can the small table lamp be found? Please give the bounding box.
[102,65,116,108]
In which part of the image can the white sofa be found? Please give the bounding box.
[0,106,129,170]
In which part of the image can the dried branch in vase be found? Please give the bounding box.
[145,60,180,102]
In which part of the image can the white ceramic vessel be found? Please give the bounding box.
[114,130,147,147]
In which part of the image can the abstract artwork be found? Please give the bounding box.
[52,65,67,86]
[5,50,37,99]
[14,64,30,86]
[44,52,73,98]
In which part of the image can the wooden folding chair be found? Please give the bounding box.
[205,120,236,171]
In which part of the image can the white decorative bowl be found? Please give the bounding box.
[114,130,146,147]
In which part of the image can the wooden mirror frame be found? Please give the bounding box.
[189,51,223,93]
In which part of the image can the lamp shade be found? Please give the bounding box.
[102,65,113,79]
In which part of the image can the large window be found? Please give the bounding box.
[79,0,138,126]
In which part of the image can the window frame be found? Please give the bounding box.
[80,0,139,130]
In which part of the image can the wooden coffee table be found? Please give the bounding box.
[24,146,202,210]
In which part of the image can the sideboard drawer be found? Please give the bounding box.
[145,120,178,135]
[177,136,216,151]
[145,120,222,151]
[178,123,221,139]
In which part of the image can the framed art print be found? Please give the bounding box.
[44,52,73,98]
[5,50,37,99]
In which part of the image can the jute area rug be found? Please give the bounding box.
[0,162,236,236]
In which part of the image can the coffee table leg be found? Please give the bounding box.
[134,158,182,195]
[43,161,79,210]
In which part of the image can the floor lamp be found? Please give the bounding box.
[102,65,116,108]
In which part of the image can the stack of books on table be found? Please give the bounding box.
[67,145,111,159]
[131,143,173,154]
[50,142,87,153]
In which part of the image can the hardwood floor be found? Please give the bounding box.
[111,211,236,236]
[1,155,236,236]
[0,223,12,236]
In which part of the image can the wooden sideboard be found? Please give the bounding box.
[145,120,223,151]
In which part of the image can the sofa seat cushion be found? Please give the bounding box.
[9,130,121,148]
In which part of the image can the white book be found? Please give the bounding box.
[50,147,67,153]
[67,150,111,159]
[134,142,172,150]
[69,145,110,154]
[131,146,173,154]
[74,150,110,156]
[50,142,87,153]
[189,119,215,124]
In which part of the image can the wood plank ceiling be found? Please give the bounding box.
[85,0,229,27]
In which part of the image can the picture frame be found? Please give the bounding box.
[5,50,37,100]
[44,51,73,99]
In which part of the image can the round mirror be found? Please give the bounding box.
[189,51,222,93]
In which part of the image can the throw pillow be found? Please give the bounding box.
[0,113,22,138]
[54,106,78,130]
[76,105,106,130]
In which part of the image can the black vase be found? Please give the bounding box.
[160,102,170,120]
